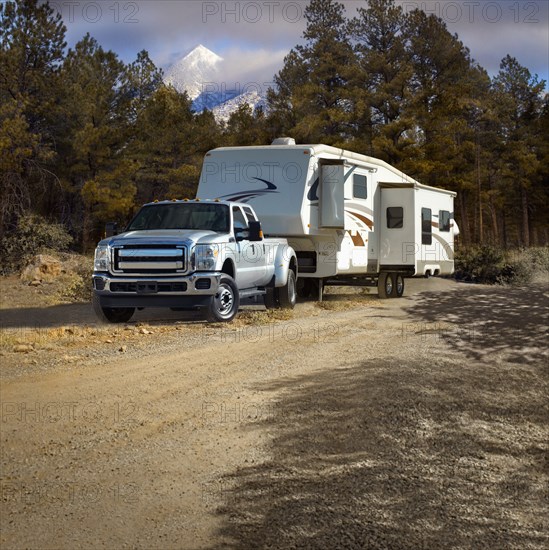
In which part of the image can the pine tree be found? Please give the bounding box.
[57,34,130,247]
[268,0,355,145]
[403,9,490,244]
[534,98,549,245]
[349,0,414,162]
[492,56,546,247]
[120,50,163,123]
[0,0,66,235]
[266,49,306,138]
[129,85,199,204]
[224,104,269,146]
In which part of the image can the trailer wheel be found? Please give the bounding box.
[378,272,393,299]
[395,274,405,298]
[278,270,297,309]
[92,293,135,323]
[206,275,240,322]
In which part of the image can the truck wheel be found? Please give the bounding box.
[297,278,313,299]
[206,275,240,322]
[92,293,135,323]
[278,270,297,309]
[377,272,393,299]
[264,288,279,309]
[395,274,405,298]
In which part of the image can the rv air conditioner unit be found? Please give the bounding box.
[271,137,296,146]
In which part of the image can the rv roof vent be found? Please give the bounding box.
[271,137,296,146]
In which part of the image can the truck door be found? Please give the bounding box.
[379,188,415,267]
[243,206,267,285]
[232,206,266,289]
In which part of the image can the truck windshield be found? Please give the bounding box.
[127,204,230,232]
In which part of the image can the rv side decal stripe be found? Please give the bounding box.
[348,231,367,247]
[431,234,455,260]
[346,211,374,230]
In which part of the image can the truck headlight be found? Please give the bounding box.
[94,245,110,271]
[194,244,219,271]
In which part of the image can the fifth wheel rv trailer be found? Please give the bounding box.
[197,138,459,299]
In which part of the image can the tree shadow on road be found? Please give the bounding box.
[404,284,549,365]
[0,304,96,329]
[0,297,265,329]
[0,305,211,329]
[210,283,548,548]
[211,356,547,547]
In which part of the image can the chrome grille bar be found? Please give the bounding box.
[118,249,183,258]
[112,245,187,275]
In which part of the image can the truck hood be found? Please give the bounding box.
[101,230,228,248]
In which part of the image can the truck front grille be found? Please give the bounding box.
[113,245,187,275]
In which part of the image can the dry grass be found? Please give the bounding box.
[233,308,295,327]
[315,287,385,311]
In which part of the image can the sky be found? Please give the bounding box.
[36,0,549,91]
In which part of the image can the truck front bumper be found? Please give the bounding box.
[92,272,221,309]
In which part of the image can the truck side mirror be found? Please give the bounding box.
[248,221,263,242]
[105,222,118,238]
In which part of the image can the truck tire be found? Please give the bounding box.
[377,272,393,299]
[206,275,240,322]
[92,293,135,323]
[297,278,314,299]
[395,274,405,297]
[278,270,297,309]
[264,288,279,309]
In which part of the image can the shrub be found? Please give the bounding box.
[454,245,505,284]
[0,214,73,274]
[455,245,549,285]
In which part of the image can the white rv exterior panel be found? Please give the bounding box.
[198,147,312,236]
[197,143,457,279]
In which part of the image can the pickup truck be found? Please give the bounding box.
[92,200,298,323]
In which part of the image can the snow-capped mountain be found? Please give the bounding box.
[212,90,268,123]
[164,44,223,101]
[163,45,268,122]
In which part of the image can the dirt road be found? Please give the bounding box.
[1,279,548,549]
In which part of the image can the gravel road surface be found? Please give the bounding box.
[1,279,547,549]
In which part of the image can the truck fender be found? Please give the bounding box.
[273,244,297,287]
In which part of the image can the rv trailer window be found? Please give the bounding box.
[353,175,368,199]
[422,208,432,245]
[387,207,404,229]
[439,210,451,232]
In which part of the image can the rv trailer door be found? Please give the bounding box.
[379,188,416,268]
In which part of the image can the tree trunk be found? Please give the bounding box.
[502,206,508,249]
[82,207,92,253]
[459,192,470,246]
[521,186,530,247]
[477,142,483,242]
[489,201,499,246]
